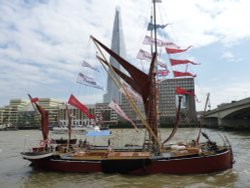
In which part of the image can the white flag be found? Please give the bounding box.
[143,35,164,47]
[136,49,152,61]
[143,35,180,48]
[82,60,99,72]
[119,83,142,102]
[157,60,167,68]
[76,73,103,90]
[108,100,138,130]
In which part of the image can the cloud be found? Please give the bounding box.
[0,0,250,108]
[221,51,242,63]
[196,81,250,111]
[157,0,250,47]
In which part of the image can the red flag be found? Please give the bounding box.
[173,71,196,77]
[166,46,192,54]
[68,94,95,119]
[170,59,199,66]
[88,114,95,119]
[31,97,39,103]
[176,87,195,96]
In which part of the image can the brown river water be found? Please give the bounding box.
[0,128,249,188]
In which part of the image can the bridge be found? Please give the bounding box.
[203,97,250,130]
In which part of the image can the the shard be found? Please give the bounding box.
[103,7,127,104]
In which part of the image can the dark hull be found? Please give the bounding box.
[130,149,233,175]
[30,158,102,173]
[27,149,233,175]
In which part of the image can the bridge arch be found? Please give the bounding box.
[203,98,250,129]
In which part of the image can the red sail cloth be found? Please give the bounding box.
[68,94,95,119]
[176,86,195,96]
[28,94,48,141]
[170,59,199,66]
[173,71,196,78]
[35,103,49,141]
[166,46,192,54]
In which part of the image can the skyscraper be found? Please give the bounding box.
[103,7,127,104]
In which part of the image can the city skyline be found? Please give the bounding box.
[1,1,250,111]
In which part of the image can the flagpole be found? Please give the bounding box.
[196,93,210,144]
[27,94,38,114]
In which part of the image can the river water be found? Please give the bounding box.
[0,128,249,188]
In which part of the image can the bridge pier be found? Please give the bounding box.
[221,118,250,130]
[204,117,250,130]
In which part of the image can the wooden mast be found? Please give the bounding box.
[148,0,159,153]
[66,104,72,151]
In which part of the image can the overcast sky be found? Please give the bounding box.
[1,0,250,111]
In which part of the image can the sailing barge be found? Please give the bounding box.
[21,0,234,175]
[21,35,234,174]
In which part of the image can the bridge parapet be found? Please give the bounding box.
[205,97,250,118]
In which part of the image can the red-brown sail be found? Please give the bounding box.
[94,43,154,119]
[94,37,159,150]
[28,94,49,141]
[35,103,49,141]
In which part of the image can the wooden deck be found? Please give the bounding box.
[62,151,152,160]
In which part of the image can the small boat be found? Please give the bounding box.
[0,123,18,131]
[21,151,53,160]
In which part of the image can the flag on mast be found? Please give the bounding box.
[143,35,178,48]
[173,71,196,78]
[76,73,103,90]
[157,60,167,68]
[147,23,168,31]
[137,49,167,69]
[68,94,95,119]
[170,59,200,66]
[157,70,170,77]
[108,100,138,131]
[82,60,99,72]
[30,97,39,103]
[176,87,195,96]
[119,83,142,102]
[166,46,192,54]
[136,49,152,61]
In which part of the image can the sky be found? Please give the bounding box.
[1,0,250,111]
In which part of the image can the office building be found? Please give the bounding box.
[158,77,197,126]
